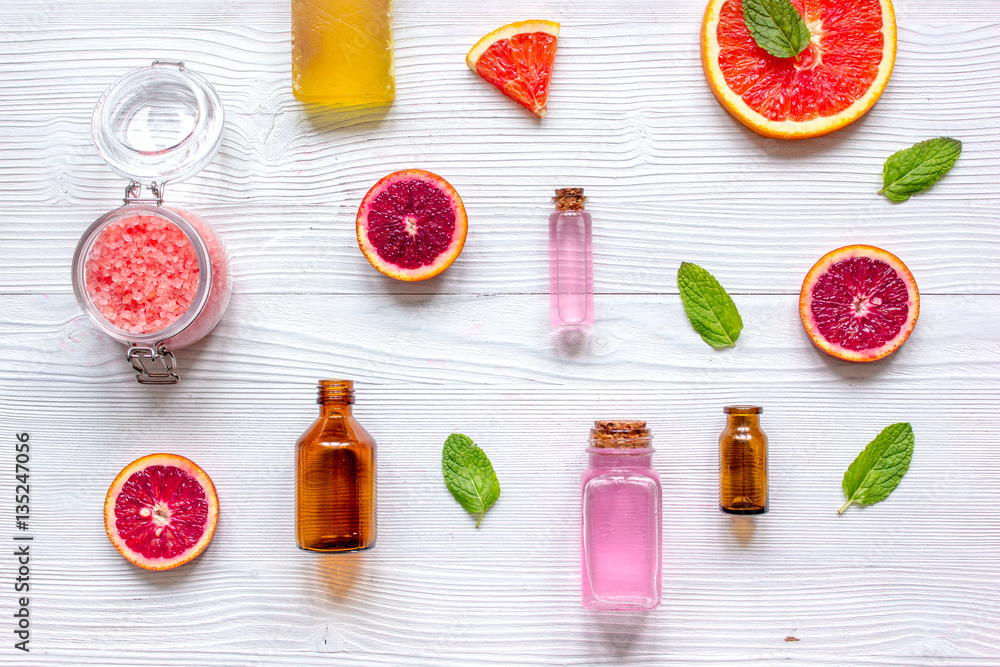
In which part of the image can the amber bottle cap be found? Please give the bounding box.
[591,420,651,448]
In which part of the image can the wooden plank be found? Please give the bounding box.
[0,3,997,295]
[1,293,998,663]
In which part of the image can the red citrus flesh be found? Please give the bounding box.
[356,169,468,281]
[466,21,560,118]
[702,0,896,138]
[104,453,218,571]
[800,245,918,362]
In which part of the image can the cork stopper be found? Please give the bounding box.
[553,187,587,211]
[590,420,651,448]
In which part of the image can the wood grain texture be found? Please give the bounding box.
[1,0,999,664]
[0,1,999,295]
[2,293,1000,665]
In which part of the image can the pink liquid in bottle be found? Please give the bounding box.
[581,421,661,610]
[549,188,594,328]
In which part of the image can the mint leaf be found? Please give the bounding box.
[442,434,500,527]
[742,0,811,59]
[880,137,962,202]
[839,423,914,514]
[677,262,743,348]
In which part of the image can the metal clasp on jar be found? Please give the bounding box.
[124,180,165,205]
[126,344,179,384]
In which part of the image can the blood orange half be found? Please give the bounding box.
[466,20,560,118]
[701,0,896,139]
[357,169,468,281]
[104,453,219,571]
[800,245,918,362]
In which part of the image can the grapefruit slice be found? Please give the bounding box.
[701,0,896,139]
[800,245,918,362]
[104,453,219,571]
[466,20,560,118]
[356,169,468,281]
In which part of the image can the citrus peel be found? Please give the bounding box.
[701,0,896,139]
[800,244,918,362]
[356,169,468,281]
[466,20,560,118]
[104,453,219,571]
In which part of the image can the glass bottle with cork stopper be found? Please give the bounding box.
[549,188,594,328]
[296,380,377,553]
[719,406,768,514]
[71,61,231,384]
[580,420,661,610]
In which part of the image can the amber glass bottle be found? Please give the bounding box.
[296,380,377,552]
[719,406,768,515]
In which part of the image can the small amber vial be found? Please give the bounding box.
[719,406,768,515]
[296,380,377,552]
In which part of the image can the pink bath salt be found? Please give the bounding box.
[84,215,200,334]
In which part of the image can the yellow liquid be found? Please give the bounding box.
[291,0,394,106]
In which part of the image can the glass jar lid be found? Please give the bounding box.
[92,60,224,185]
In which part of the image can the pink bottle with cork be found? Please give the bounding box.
[71,61,231,384]
[581,420,662,610]
[549,188,593,328]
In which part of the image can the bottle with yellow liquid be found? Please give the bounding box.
[291,0,395,106]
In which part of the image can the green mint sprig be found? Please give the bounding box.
[839,423,914,514]
[442,434,500,527]
[742,0,811,59]
[677,262,743,348]
[880,137,962,202]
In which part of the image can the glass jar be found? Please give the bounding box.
[719,406,769,514]
[296,380,377,553]
[71,61,231,384]
[581,420,661,610]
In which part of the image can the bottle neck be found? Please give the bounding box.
[723,406,762,429]
[726,414,759,428]
[320,402,352,417]
[587,448,654,469]
[317,379,354,416]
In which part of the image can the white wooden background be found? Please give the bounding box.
[1,0,999,665]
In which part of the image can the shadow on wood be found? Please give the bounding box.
[313,551,367,603]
